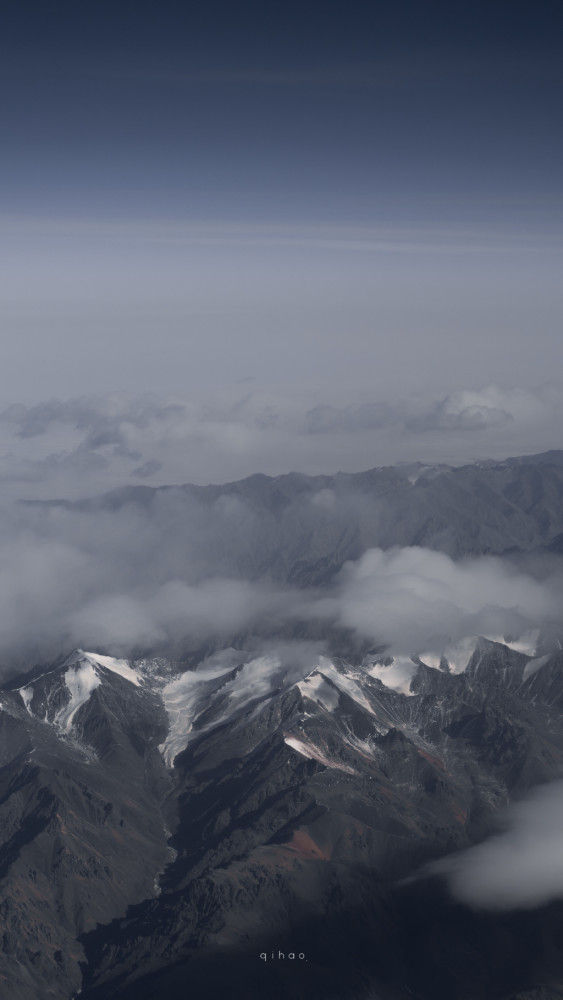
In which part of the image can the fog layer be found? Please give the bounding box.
[1,384,563,500]
[431,780,563,910]
[1,475,561,675]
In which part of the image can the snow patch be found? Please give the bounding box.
[419,632,532,676]
[479,630,539,657]
[159,649,300,766]
[16,649,142,733]
[419,637,478,675]
[522,654,551,681]
[315,657,374,713]
[19,685,34,713]
[368,655,418,695]
[500,630,540,657]
[284,734,356,774]
[159,661,235,766]
[444,637,479,674]
[55,662,101,731]
[82,651,142,687]
[297,672,340,711]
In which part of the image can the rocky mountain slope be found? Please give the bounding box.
[3,632,563,998]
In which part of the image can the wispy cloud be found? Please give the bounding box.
[0,451,560,676]
[413,384,553,432]
[0,383,562,500]
[317,547,562,657]
[429,780,563,910]
[3,215,559,253]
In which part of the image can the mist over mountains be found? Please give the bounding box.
[1,383,563,502]
[2,450,563,998]
[2,449,563,672]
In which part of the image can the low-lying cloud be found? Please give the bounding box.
[428,780,563,910]
[0,456,561,678]
[69,578,297,651]
[328,547,562,656]
[0,396,562,672]
[0,382,562,501]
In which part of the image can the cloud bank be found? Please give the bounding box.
[0,382,562,501]
[0,463,561,680]
[328,547,562,656]
[0,389,561,672]
[429,780,563,910]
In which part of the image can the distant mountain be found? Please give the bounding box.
[25,450,563,587]
[4,635,563,998]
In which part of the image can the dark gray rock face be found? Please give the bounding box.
[1,640,563,1000]
[0,652,174,999]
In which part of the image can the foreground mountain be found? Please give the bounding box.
[0,651,175,999]
[4,632,563,998]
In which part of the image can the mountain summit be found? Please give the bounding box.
[2,629,563,998]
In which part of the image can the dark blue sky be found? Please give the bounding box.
[3,0,562,224]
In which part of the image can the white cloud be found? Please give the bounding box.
[327,546,562,656]
[0,382,562,502]
[0,389,562,672]
[0,480,560,676]
[430,780,563,910]
[415,384,551,432]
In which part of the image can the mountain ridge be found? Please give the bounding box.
[17,451,563,599]
[2,631,563,997]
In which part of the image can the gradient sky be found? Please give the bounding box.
[1,0,562,480]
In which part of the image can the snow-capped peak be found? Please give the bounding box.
[80,651,142,687]
[55,658,102,731]
[17,649,144,734]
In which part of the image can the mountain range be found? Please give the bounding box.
[5,450,563,999]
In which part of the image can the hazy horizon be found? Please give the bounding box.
[1,0,563,679]
[2,0,561,498]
